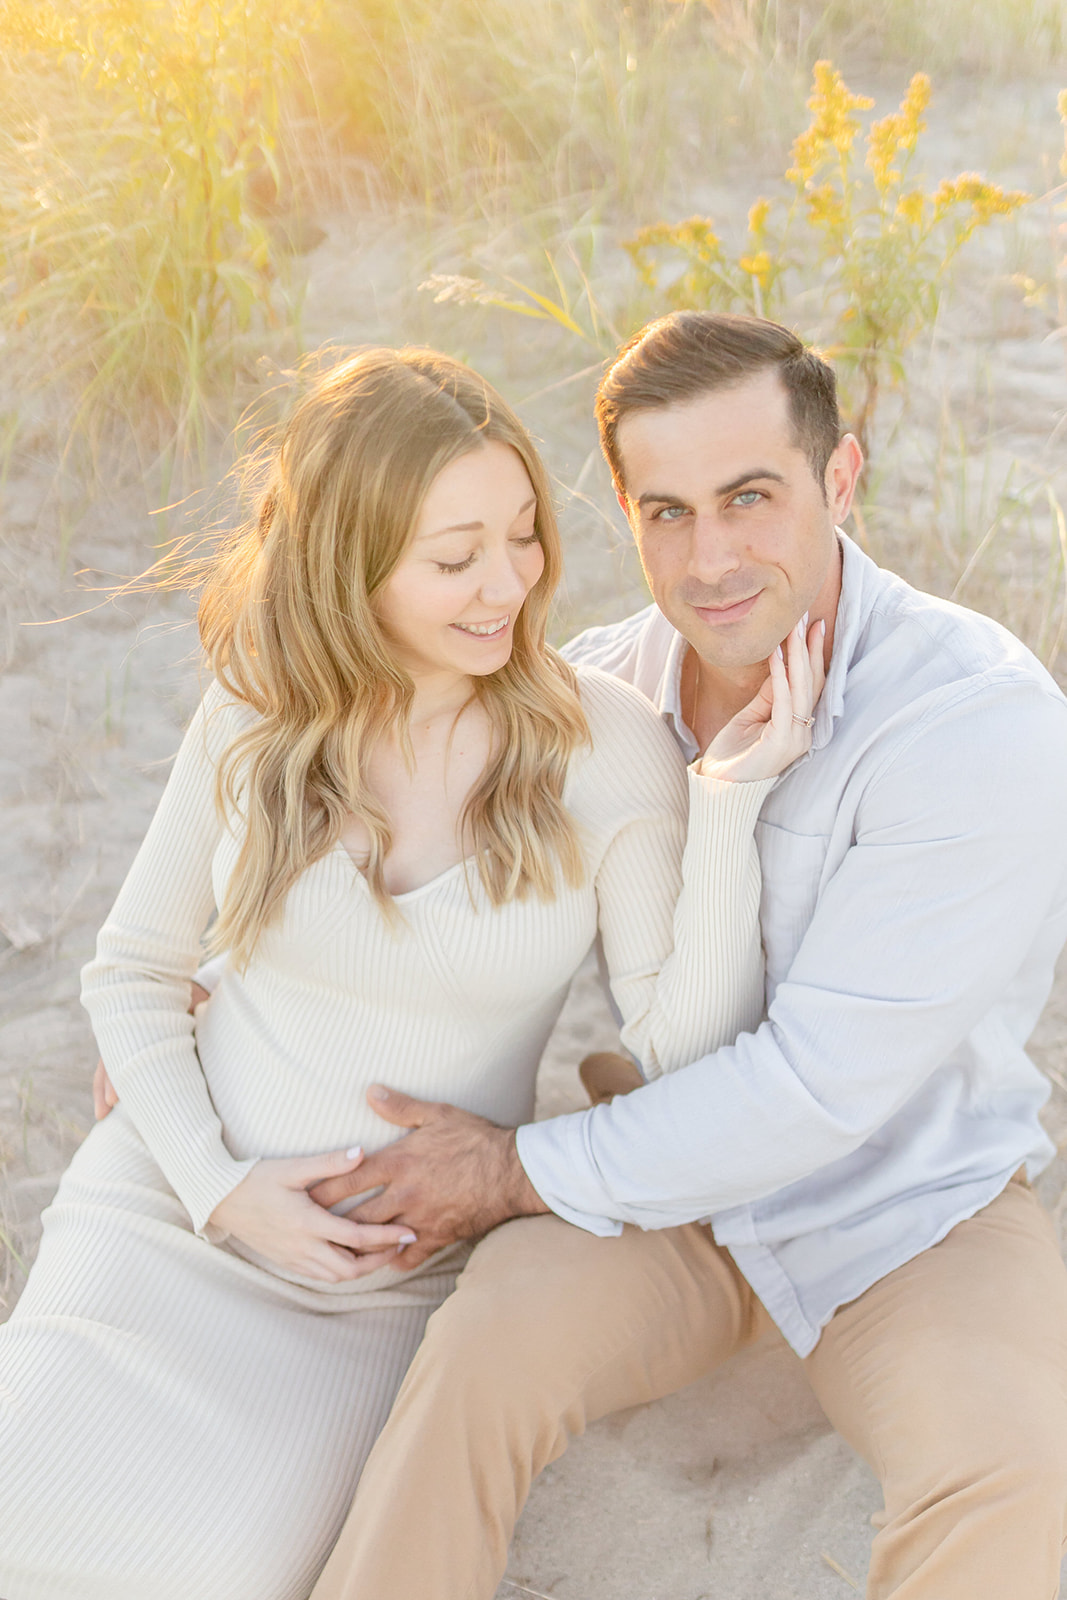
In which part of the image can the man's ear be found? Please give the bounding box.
[825,434,864,523]
[616,488,632,521]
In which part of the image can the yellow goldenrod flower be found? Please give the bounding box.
[933,173,1028,224]
[866,74,930,195]
[901,72,932,131]
[638,217,722,261]
[747,198,772,240]
[739,250,772,286]
[676,216,723,259]
[805,182,845,234]
[623,217,723,293]
[787,59,874,183]
[867,115,905,193]
[895,190,926,226]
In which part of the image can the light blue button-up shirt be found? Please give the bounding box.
[517,533,1067,1355]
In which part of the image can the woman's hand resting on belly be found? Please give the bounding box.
[93,988,417,1279]
[208,1149,418,1282]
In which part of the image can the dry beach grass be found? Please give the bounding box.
[2,2,1067,1593]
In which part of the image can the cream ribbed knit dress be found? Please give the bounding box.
[0,667,769,1600]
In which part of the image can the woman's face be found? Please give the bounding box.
[375,441,546,683]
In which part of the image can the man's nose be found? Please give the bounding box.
[687,513,742,583]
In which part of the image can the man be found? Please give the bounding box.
[95,313,1067,1596]
[299,311,1067,1600]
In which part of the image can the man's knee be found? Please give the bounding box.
[407,1214,749,1425]
[879,1381,1067,1533]
[414,1251,548,1395]
[968,1416,1067,1509]
[411,1216,644,1402]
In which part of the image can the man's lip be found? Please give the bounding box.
[691,592,761,625]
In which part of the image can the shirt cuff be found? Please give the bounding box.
[194,952,228,994]
[116,1088,258,1236]
[516,1115,623,1237]
[686,767,775,829]
[184,1154,259,1238]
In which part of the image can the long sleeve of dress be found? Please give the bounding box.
[81,682,257,1234]
[81,668,771,1237]
[571,668,772,1078]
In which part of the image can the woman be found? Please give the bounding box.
[0,348,818,1600]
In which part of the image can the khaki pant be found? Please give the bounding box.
[310,1174,1067,1600]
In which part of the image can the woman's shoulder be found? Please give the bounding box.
[566,665,687,823]
[573,664,682,758]
[189,675,260,762]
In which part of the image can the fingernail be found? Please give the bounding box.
[775,644,784,660]
[820,619,827,637]
[368,1084,387,1101]
[800,611,809,633]
[396,1241,410,1254]
[346,1146,362,1161]
[399,1231,417,1244]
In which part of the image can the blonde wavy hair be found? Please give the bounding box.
[199,347,590,965]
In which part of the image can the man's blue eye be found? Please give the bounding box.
[733,490,762,506]
[656,506,687,520]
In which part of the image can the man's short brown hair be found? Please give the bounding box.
[596,311,842,495]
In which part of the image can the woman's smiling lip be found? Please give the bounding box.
[451,615,511,638]
[691,592,761,626]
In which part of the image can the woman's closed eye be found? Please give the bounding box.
[436,532,539,574]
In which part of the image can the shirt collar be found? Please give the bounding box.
[811,531,876,751]
[659,628,700,762]
[658,530,879,758]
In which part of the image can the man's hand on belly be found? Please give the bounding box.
[308,1085,550,1270]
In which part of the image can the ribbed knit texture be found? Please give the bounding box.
[0,667,768,1600]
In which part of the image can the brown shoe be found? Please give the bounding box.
[578,1051,644,1106]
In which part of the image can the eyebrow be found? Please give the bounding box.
[418,495,537,541]
[636,469,786,508]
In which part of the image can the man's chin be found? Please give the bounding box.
[678,611,781,671]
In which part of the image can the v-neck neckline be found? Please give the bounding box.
[330,840,476,903]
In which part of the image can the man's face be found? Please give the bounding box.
[615,370,857,671]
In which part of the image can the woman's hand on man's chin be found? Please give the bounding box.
[697,611,825,783]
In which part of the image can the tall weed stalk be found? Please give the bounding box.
[0,0,314,475]
[302,0,807,225]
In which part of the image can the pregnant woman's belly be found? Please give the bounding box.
[196,964,573,1162]
[196,848,600,1161]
